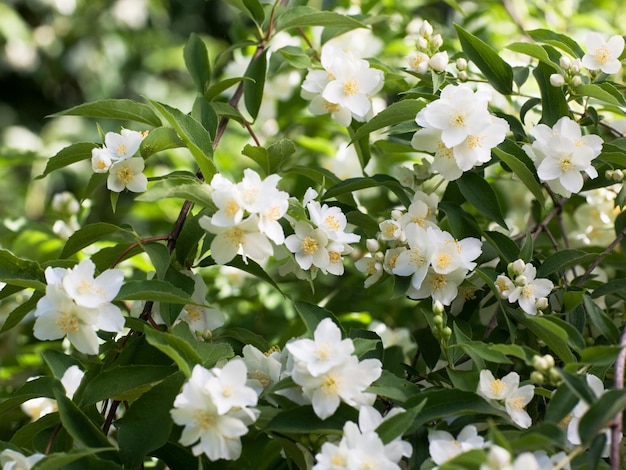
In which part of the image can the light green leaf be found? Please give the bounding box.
[275,6,366,32]
[115,279,193,304]
[457,172,508,229]
[136,176,214,208]
[321,174,412,208]
[38,142,98,178]
[49,99,162,127]
[140,127,184,158]
[32,449,117,470]
[574,83,626,107]
[60,223,136,259]
[184,33,211,93]
[350,100,425,142]
[367,370,422,403]
[143,328,203,377]
[267,139,296,174]
[0,249,44,291]
[537,249,597,277]
[506,42,559,71]
[582,295,620,343]
[527,29,585,58]
[203,76,253,101]
[149,100,216,180]
[519,315,574,363]
[454,24,513,95]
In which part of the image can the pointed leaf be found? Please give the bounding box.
[457,171,508,229]
[39,142,98,178]
[321,174,412,208]
[275,6,366,32]
[579,390,626,444]
[527,29,585,58]
[184,33,211,93]
[140,127,184,158]
[32,449,117,470]
[294,301,341,335]
[350,99,425,142]
[115,279,194,304]
[49,99,162,127]
[243,50,268,120]
[533,61,570,126]
[60,223,136,259]
[493,146,545,205]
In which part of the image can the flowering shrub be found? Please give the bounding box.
[1,1,626,469]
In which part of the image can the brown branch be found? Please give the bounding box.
[611,324,626,469]
[575,227,626,286]
[110,235,171,269]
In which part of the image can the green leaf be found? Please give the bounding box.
[42,350,83,379]
[294,301,341,336]
[140,127,184,158]
[375,402,425,444]
[242,144,269,175]
[591,279,626,298]
[32,449,116,470]
[38,142,98,178]
[505,43,559,71]
[265,404,357,434]
[579,390,626,444]
[277,46,313,69]
[519,315,574,363]
[492,147,546,206]
[53,388,115,454]
[533,61,570,126]
[582,295,620,343]
[542,315,585,353]
[454,24,513,95]
[350,99,425,142]
[579,346,622,366]
[116,372,186,469]
[60,222,136,259]
[136,176,214,208]
[367,370,421,403]
[143,328,203,377]
[275,6,366,32]
[537,249,597,277]
[0,249,44,291]
[225,257,285,296]
[184,33,211,93]
[558,369,598,405]
[457,172,508,229]
[285,165,341,187]
[267,139,296,174]
[49,99,162,127]
[545,383,580,424]
[482,231,521,264]
[115,279,193,305]
[527,29,585,58]
[149,100,216,180]
[574,83,626,107]
[191,95,218,140]
[142,242,171,281]
[0,377,57,417]
[243,50,268,121]
[203,76,253,101]
[322,174,412,208]
[225,0,265,24]
[170,322,234,368]
[80,365,177,405]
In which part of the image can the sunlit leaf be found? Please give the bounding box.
[49,99,162,127]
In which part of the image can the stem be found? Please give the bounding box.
[553,446,584,470]
[611,323,626,469]
[110,235,171,269]
[102,400,121,436]
[575,227,626,286]
[45,424,62,454]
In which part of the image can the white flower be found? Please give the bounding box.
[107,157,148,193]
[308,201,360,245]
[407,51,429,73]
[582,33,624,74]
[505,384,534,428]
[200,215,273,265]
[495,274,515,299]
[453,116,509,170]
[241,344,282,394]
[91,147,114,173]
[358,406,413,462]
[477,370,534,429]
[62,259,124,309]
[308,96,353,126]
[0,449,45,470]
[507,263,554,315]
[379,219,403,241]
[206,359,259,415]
[428,50,448,72]
[104,129,143,161]
[355,255,383,288]
[285,220,331,271]
[176,272,225,335]
[209,173,245,227]
[170,363,258,461]
[480,446,541,470]
[550,73,565,87]
[428,424,486,466]
[21,365,85,420]
[286,317,354,376]
[478,369,520,401]
[407,268,467,306]
[392,224,431,290]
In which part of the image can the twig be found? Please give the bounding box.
[110,235,171,269]
[575,227,626,286]
[611,323,626,469]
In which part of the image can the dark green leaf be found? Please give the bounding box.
[0,377,57,417]
[367,370,421,403]
[42,350,83,380]
[483,231,521,264]
[537,249,597,277]
[60,223,136,259]
[242,144,269,175]
[558,369,597,405]
[591,279,626,298]
[267,139,296,174]
[140,127,184,159]
[350,100,425,142]
[32,449,116,470]
[275,7,366,32]
[136,176,214,208]
[184,33,211,93]
[0,249,44,291]
[225,256,285,296]
[579,390,626,443]
[265,404,357,434]
[545,383,579,424]
[533,61,570,126]
[527,29,585,58]
[457,172,508,229]
[143,328,203,377]
[142,242,171,281]
[519,315,574,363]
[575,83,626,107]
[49,99,162,127]
[278,46,313,69]
[115,279,194,304]
[191,96,218,140]
[582,295,620,343]
[204,76,253,101]
[294,301,342,336]
[39,142,98,178]
[322,174,412,208]
[580,346,622,367]
[454,24,513,95]
[243,50,268,120]
[505,43,559,70]
[375,402,425,444]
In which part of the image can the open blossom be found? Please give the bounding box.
[0,449,45,470]
[241,344,282,394]
[506,263,554,315]
[176,271,225,335]
[285,221,331,271]
[21,365,85,420]
[477,370,534,429]
[428,424,486,467]
[107,157,148,193]
[170,361,259,461]
[104,128,143,161]
[582,33,624,74]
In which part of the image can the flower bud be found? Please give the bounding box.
[535,297,549,311]
[455,57,467,71]
[366,238,380,253]
[532,355,548,370]
[442,326,452,338]
[559,56,572,70]
[374,252,384,262]
[415,36,428,51]
[570,58,582,73]
[571,75,582,87]
[605,169,615,179]
[433,300,445,316]
[391,209,403,220]
[419,20,433,38]
[530,371,545,384]
[508,259,526,277]
[515,275,528,286]
[548,367,561,384]
[428,51,448,73]
[612,169,624,181]
[430,34,443,50]
[457,70,468,82]
[550,73,565,87]
[543,354,555,369]
[433,315,443,328]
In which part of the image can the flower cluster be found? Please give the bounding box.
[428,424,487,468]
[33,259,125,355]
[481,445,570,470]
[301,43,384,126]
[91,128,148,193]
[523,116,602,196]
[477,370,534,429]
[170,359,259,461]
[356,190,482,305]
[284,189,360,277]
[285,318,382,420]
[411,83,509,181]
[199,169,289,265]
[495,259,554,315]
[406,20,448,74]
[313,406,412,469]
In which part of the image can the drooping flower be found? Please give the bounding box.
[506,263,554,315]
[582,33,624,74]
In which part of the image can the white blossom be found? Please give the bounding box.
[582,33,624,74]
[428,424,486,467]
[107,157,148,193]
[0,449,45,470]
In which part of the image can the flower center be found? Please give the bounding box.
[250,369,271,387]
[324,215,341,231]
[429,273,447,290]
[95,159,108,170]
[322,375,339,394]
[509,395,527,411]
[330,454,347,466]
[266,206,282,221]
[467,134,485,149]
[57,312,79,333]
[226,228,244,245]
[117,167,134,185]
[184,305,203,322]
[450,112,466,128]
[322,99,340,113]
[343,79,359,95]
[490,379,506,396]
[559,158,572,172]
[195,411,214,430]
[243,188,259,205]
[366,260,378,275]
[225,200,240,217]
[594,45,611,64]
[329,251,341,263]
[409,248,425,266]
[521,284,536,299]
[436,253,451,270]
[301,236,318,255]
[436,141,454,159]
[115,143,127,156]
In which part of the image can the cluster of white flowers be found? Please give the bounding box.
[411,83,509,181]
[284,189,360,277]
[481,445,570,470]
[523,116,602,197]
[170,359,259,461]
[199,169,289,265]
[356,190,482,305]
[477,370,534,429]
[0,449,45,470]
[313,406,412,470]
[495,259,554,315]
[91,128,148,193]
[285,318,382,420]
[21,365,84,420]
[33,259,125,355]
[406,20,449,74]
[301,43,384,126]
[428,424,487,468]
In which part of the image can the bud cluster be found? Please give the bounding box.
[406,20,448,73]
[495,259,554,315]
[530,354,559,386]
[549,55,583,89]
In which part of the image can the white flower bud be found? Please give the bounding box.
[419,20,433,38]
[559,56,572,70]
[415,36,429,51]
[374,252,384,262]
[535,297,549,311]
[571,75,582,87]
[570,58,582,74]
[515,275,528,287]
[433,300,445,316]
[430,34,443,50]
[51,191,80,215]
[508,259,526,277]
[530,371,545,384]
[366,238,380,253]
[457,70,468,82]
[550,73,565,87]
[407,51,429,73]
[455,57,467,71]
[543,354,555,368]
[428,51,448,73]
[605,169,615,179]
[532,355,549,370]
[391,209,403,220]
[612,169,624,181]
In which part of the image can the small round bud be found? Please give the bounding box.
[559,56,572,70]
[548,367,561,384]
[433,315,443,328]
[374,251,384,262]
[543,354,555,369]
[532,355,547,370]
[550,73,565,87]
[455,57,467,71]
[391,209,403,220]
[428,51,448,73]
[419,20,433,38]
[571,75,582,87]
[508,259,526,277]
[535,297,549,311]
[605,169,615,179]
[442,327,452,339]
[612,169,624,181]
[457,70,468,82]
[515,275,528,287]
[430,34,443,50]
[366,238,380,253]
[52,191,80,215]
[530,371,545,384]
[433,300,445,316]
[570,59,582,74]
[415,36,429,51]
